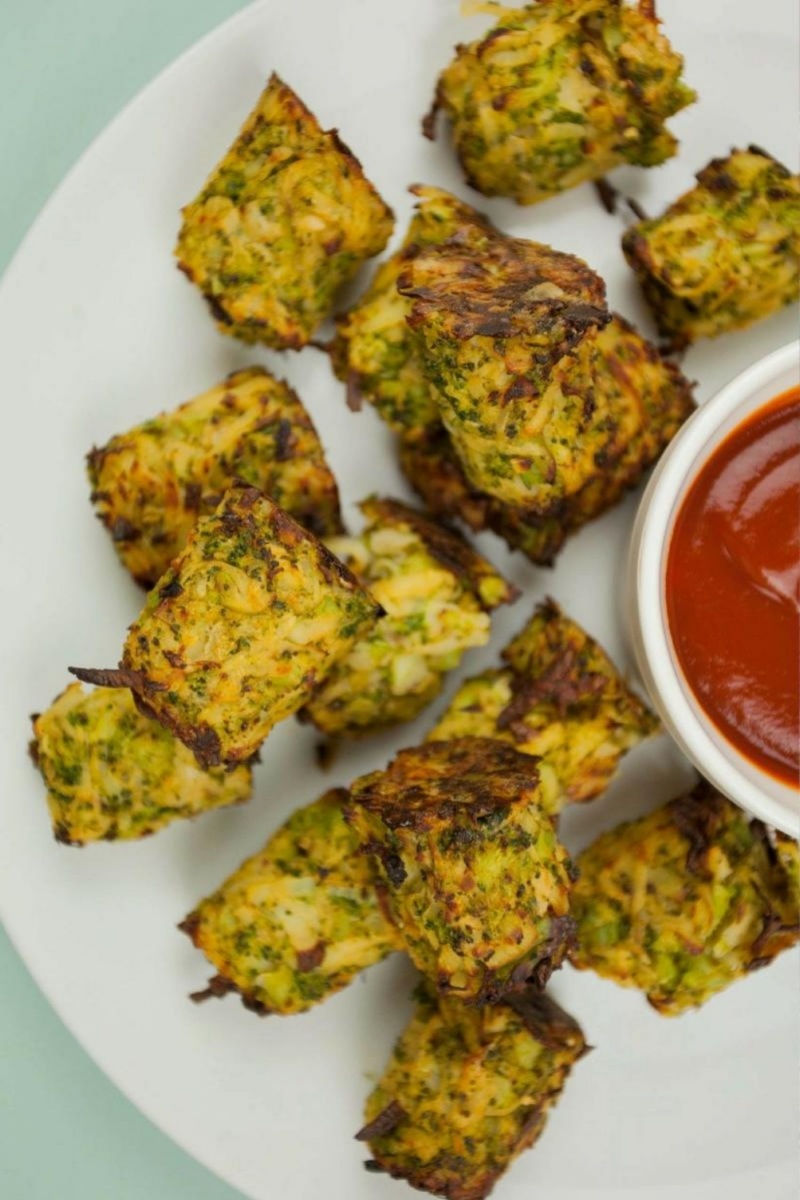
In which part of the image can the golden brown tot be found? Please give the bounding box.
[71,484,380,767]
[302,498,516,737]
[622,147,800,343]
[31,684,251,844]
[429,598,659,812]
[570,783,800,1015]
[176,74,394,347]
[88,367,342,587]
[400,315,694,560]
[345,738,575,1003]
[181,788,402,1016]
[398,224,614,511]
[426,0,695,206]
[357,982,588,1200]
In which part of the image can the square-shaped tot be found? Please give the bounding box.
[331,185,494,437]
[72,484,380,766]
[31,683,251,845]
[176,74,394,348]
[357,983,588,1200]
[427,0,694,205]
[88,367,343,587]
[398,223,613,512]
[570,783,800,1015]
[428,600,659,813]
[346,738,575,1002]
[400,314,694,564]
[622,147,800,343]
[181,788,402,1016]
[302,497,516,737]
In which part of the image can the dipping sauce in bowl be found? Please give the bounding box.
[666,386,800,787]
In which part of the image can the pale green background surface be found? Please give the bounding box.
[0,6,253,1196]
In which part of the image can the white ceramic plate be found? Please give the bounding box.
[0,3,797,1199]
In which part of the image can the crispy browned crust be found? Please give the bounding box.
[698,143,791,191]
[748,911,800,971]
[345,370,364,412]
[497,645,608,739]
[371,1162,498,1200]
[621,229,656,277]
[214,483,362,592]
[421,80,444,141]
[178,782,402,1017]
[738,816,800,964]
[188,973,238,1004]
[295,941,327,972]
[399,235,608,342]
[593,177,620,214]
[622,147,798,347]
[352,731,577,1004]
[67,666,148,691]
[179,931,276,1017]
[188,972,274,1017]
[68,666,201,762]
[267,71,312,122]
[505,988,590,1055]
[27,733,40,767]
[667,780,732,874]
[517,913,578,992]
[52,824,80,847]
[131,694,225,769]
[355,1101,408,1143]
[177,912,201,940]
[351,737,541,829]
[359,496,519,609]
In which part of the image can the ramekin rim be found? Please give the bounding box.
[632,340,800,835]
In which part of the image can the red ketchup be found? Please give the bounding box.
[666,386,800,787]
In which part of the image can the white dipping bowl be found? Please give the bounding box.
[628,340,799,837]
